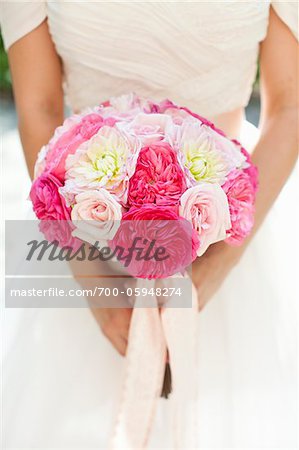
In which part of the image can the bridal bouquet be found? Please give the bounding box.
[30,93,258,263]
[29,93,258,446]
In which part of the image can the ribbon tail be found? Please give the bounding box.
[161,278,199,449]
[109,279,167,449]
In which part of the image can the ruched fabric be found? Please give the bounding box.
[0,1,297,117]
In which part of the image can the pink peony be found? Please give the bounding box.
[110,205,199,278]
[179,184,231,256]
[222,169,257,245]
[121,204,179,221]
[128,143,186,206]
[30,173,70,221]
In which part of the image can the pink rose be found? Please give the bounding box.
[128,143,187,206]
[71,189,122,245]
[110,205,199,278]
[179,184,231,256]
[30,173,70,221]
[222,169,257,245]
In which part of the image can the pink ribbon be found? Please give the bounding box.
[109,277,199,449]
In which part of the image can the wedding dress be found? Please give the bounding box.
[1,1,298,448]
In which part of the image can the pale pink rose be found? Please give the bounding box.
[222,169,257,245]
[118,113,176,146]
[71,189,122,245]
[179,184,231,256]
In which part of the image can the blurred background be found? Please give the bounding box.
[0,30,260,220]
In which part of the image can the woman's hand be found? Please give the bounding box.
[68,246,136,356]
[89,277,136,356]
[80,275,136,356]
[192,241,242,311]
[91,306,132,357]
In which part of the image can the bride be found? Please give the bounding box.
[1,1,298,448]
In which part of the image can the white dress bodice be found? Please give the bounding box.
[1,1,298,118]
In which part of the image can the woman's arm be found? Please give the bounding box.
[193,7,298,309]
[7,20,64,179]
[8,22,131,355]
[252,6,298,231]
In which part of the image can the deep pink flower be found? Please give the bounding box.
[121,205,179,221]
[44,113,112,181]
[110,205,199,278]
[39,219,80,250]
[128,143,186,206]
[30,173,80,249]
[222,169,257,245]
[30,173,70,221]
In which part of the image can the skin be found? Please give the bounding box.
[7,8,298,354]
